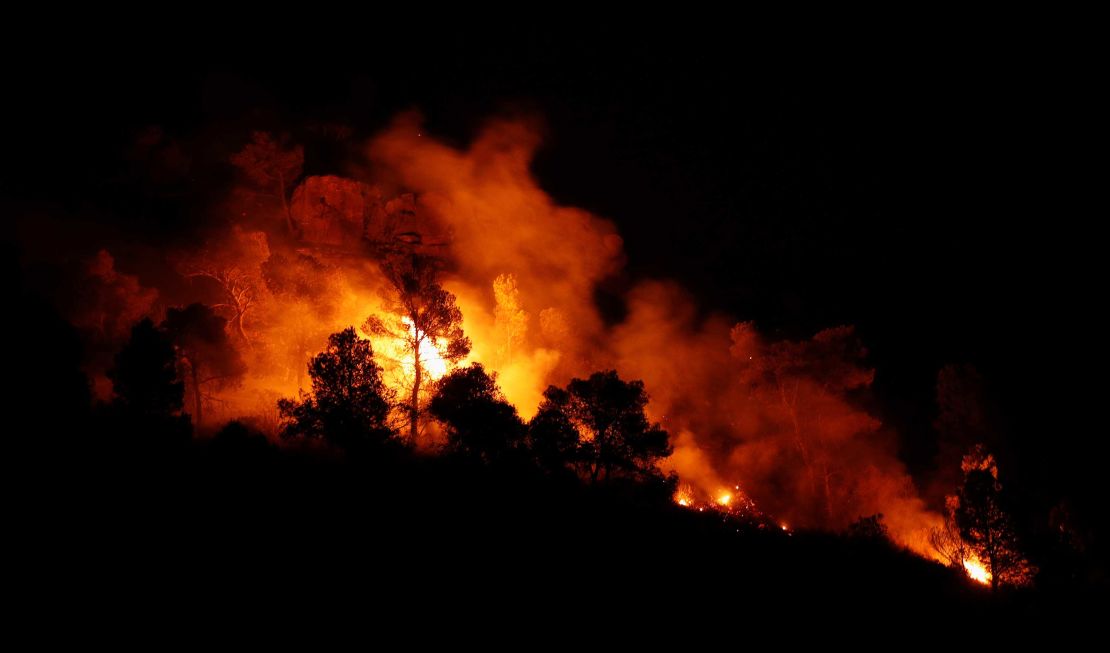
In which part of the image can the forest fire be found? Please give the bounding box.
[13,39,1105,626]
[24,112,1035,591]
[673,482,767,524]
[963,558,991,585]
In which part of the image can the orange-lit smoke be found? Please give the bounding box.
[55,113,948,559]
[612,281,943,555]
[364,113,624,417]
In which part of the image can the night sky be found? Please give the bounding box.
[3,27,1102,515]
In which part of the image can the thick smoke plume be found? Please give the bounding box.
[25,113,942,554]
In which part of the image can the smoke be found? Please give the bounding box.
[365,113,624,415]
[362,118,941,551]
[611,282,940,552]
[65,250,160,399]
[21,111,943,553]
[70,250,160,342]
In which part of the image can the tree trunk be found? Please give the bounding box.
[780,382,819,509]
[190,360,203,430]
[988,530,999,592]
[235,309,250,346]
[410,346,422,446]
[279,175,295,237]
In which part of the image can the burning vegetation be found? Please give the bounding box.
[22,114,1039,592]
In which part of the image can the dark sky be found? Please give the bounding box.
[3,27,1102,503]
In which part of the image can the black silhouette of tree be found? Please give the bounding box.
[954,444,1036,590]
[429,364,526,464]
[532,370,672,483]
[528,386,584,476]
[109,318,185,418]
[161,304,247,429]
[107,318,192,446]
[278,328,396,454]
[362,254,470,445]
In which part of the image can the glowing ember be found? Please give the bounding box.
[962,558,991,585]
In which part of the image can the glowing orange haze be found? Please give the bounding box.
[73,112,953,563]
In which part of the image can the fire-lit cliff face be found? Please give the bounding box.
[59,113,956,568]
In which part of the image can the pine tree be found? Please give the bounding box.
[278,328,396,455]
[531,370,671,483]
[362,254,470,445]
[953,444,1035,589]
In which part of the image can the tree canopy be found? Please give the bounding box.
[429,364,526,464]
[108,318,184,418]
[954,444,1035,589]
[531,370,672,483]
[362,253,470,446]
[106,317,192,447]
[278,327,396,455]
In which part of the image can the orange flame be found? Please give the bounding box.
[63,116,961,573]
[403,316,449,380]
[962,557,991,585]
[674,484,694,507]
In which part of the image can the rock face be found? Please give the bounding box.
[290,175,379,248]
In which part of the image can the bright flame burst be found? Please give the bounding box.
[401,316,449,379]
[962,558,991,585]
[370,315,453,390]
[415,338,448,380]
[674,485,694,507]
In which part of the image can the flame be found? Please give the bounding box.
[673,481,770,526]
[407,317,449,379]
[382,316,450,381]
[56,117,965,571]
[674,485,694,507]
[962,557,991,585]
